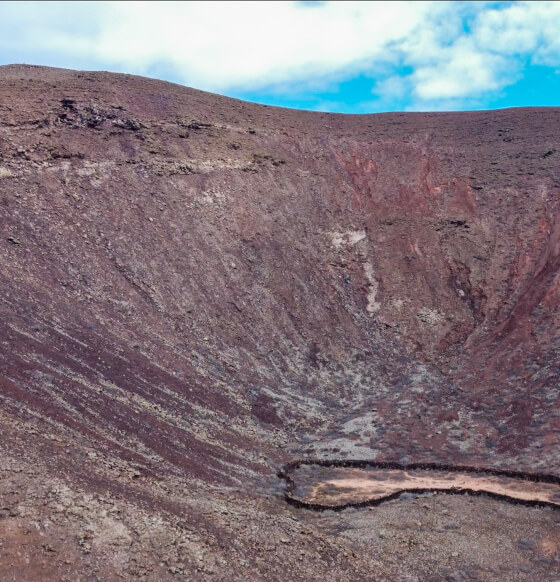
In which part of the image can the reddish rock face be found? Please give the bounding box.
[0,65,559,580]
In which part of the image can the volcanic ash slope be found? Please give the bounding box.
[0,64,559,581]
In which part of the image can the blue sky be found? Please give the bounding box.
[1,1,560,113]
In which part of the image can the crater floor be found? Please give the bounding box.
[283,461,560,510]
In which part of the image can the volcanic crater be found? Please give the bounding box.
[1,64,560,581]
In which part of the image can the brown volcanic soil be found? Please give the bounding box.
[0,64,559,581]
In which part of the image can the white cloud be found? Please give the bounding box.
[411,40,513,101]
[403,1,560,106]
[1,1,560,110]
[375,76,409,100]
[92,1,434,90]
[0,1,434,90]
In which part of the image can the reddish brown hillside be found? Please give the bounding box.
[1,65,559,581]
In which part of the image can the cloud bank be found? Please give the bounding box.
[1,1,560,111]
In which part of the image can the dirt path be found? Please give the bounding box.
[280,461,560,510]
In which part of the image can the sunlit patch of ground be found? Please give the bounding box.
[285,463,560,509]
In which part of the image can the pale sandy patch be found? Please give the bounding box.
[301,468,560,508]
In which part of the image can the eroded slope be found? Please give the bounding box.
[1,65,559,581]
